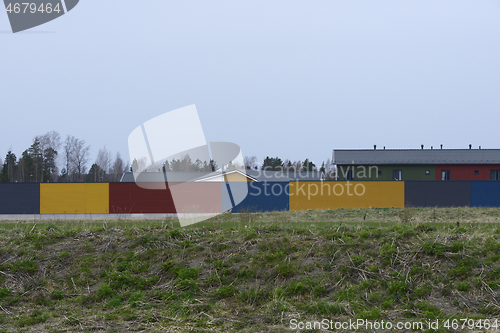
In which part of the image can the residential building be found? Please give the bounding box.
[334,146,500,181]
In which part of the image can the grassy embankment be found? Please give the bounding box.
[0,207,500,332]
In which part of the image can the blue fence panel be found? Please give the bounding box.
[471,181,500,207]
[232,182,289,213]
[0,183,40,214]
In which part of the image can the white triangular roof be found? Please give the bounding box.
[193,169,258,182]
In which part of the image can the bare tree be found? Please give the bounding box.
[323,158,332,173]
[282,159,293,171]
[112,152,125,182]
[63,136,76,181]
[321,158,337,180]
[64,135,90,182]
[96,146,112,181]
[291,160,302,171]
[37,131,61,182]
[73,139,90,181]
[244,156,258,170]
[37,131,61,152]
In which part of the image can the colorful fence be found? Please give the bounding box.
[289,181,404,211]
[1,181,500,216]
[471,181,500,207]
[233,182,289,213]
[109,183,176,214]
[0,183,40,214]
[40,183,109,214]
[404,181,471,207]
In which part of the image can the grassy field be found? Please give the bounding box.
[1,207,500,332]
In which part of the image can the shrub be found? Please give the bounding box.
[416,301,441,319]
[449,257,475,278]
[107,272,159,290]
[16,310,49,327]
[287,282,310,295]
[379,244,396,257]
[177,279,198,291]
[97,283,115,300]
[215,285,237,299]
[351,254,365,266]
[177,267,198,280]
[303,300,344,315]
[237,268,255,280]
[240,289,268,304]
[51,290,64,300]
[275,263,296,278]
[422,241,445,256]
[456,281,470,291]
[313,285,327,297]
[335,287,358,301]
[399,207,414,223]
[450,242,465,252]
[388,281,408,296]
[357,308,381,320]
[415,285,432,298]
[108,296,123,308]
[0,288,9,300]
[10,258,38,274]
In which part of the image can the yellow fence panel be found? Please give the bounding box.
[40,183,109,214]
[289,181,404,211]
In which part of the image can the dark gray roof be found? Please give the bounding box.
[283,171,324,181]
[245,170,290,182]
[121,172,150,182]
[192,170,259,182]
[333,149,500,165]
[120,172,213,183]
[121,171,265,183]
[120,170,325,183]
[245,170,325,181]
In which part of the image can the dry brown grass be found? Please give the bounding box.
[0,208,499,332]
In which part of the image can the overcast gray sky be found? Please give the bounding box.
[1,0,499,169]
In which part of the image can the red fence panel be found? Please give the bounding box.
[109,183,176,214]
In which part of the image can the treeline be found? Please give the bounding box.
[131,155,335,177]
[249,156,335,175]
[135,155,334,175]
[0,131,128,183]
[0,132,335,183]
[131,155,218,173]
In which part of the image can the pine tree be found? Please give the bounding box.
[302,159,316,171]
[261,156,284,171]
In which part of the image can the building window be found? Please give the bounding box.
[392,170,402,181]
[491,170,500,181]
[425,170,430,175]
[441,170,451,180]
[346,170,354,181]
[474,170,479,175]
